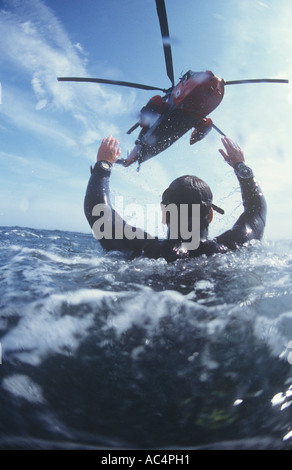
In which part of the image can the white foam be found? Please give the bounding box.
[2,374,45,404]
[1,292,97,365]
[105,288,186,334]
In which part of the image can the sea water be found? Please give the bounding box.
[0,226,292,450]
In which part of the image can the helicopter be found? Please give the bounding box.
[58,0,289,169]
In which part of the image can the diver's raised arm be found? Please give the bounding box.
[84,136,151,254]
[215,137,267,248]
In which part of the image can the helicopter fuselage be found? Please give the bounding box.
[123,70,225,167]
[172,70,224,119]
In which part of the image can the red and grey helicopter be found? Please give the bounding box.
[58,0,288,169]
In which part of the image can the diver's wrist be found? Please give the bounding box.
[90,160,112,176]
[234,162,253,179]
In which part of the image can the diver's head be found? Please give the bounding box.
[161,175,222,239]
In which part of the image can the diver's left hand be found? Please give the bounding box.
[97,135,121,164]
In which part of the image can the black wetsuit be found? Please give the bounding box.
[84,162,267,262]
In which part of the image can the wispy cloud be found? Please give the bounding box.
[0,0,136,155]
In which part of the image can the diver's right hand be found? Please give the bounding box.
[97,135,121,164]
[218,136,245,167]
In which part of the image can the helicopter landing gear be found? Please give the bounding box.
[190,118,213,145]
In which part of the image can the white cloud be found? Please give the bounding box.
[0,0,136,151]
[0,84,77,150]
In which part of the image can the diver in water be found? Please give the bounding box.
[84,135,267,262]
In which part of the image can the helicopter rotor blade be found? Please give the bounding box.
[225,78,289,85]
[57,77,169,93]
[155,0,175,88]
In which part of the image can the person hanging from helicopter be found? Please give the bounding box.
[84,135,267,262]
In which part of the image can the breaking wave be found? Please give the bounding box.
[0,226,292,449]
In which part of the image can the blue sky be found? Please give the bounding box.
[0,0,291,239]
